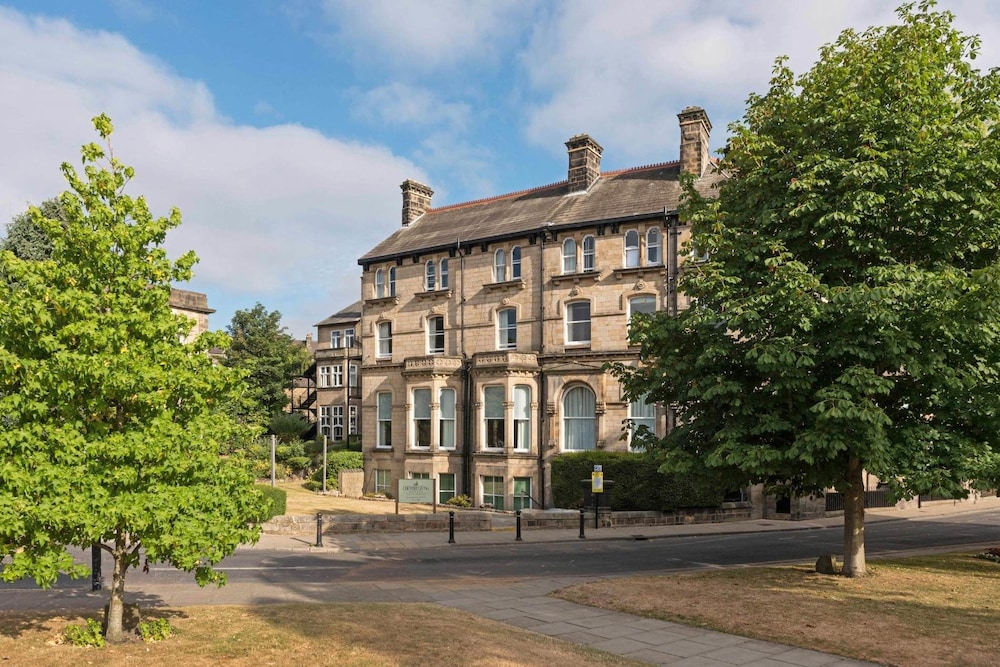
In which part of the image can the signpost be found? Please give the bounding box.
[396,478,437,514]
[591,465,603,528]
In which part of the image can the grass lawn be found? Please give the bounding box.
[0,603,642,667]
[555,551,1000,667]
[274,480,435,516]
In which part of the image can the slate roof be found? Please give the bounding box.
[359,161,724,266]
[314,299,363,328]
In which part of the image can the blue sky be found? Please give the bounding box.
[3,0,1000,337]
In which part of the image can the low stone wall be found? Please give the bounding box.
[264,504,752,535]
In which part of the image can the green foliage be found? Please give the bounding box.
[0,115,269,639]
[138,617,173,642]
[257,485,287,519]
[1,198,62,261]
[551,452,726,511]
[614,2,1000,571]
[64,618,105,647]
[223,303,312,424]
[268,412,311,444]
[308,450,364,491]
[445,494,472,508]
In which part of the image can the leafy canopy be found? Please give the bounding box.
[0,114,268,592]
[224,302,311,425]
[617,1,1000,501]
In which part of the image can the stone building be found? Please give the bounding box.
[310,301,363,442]
[169,288,214,343]
[356,107,720,509]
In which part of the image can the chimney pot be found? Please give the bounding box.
[565,134,603,193]
[678,107,712,177]
[400,179,434,226]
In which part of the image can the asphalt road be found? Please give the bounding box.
[4,509,999,597]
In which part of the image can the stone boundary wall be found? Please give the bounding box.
[263,504,752,536]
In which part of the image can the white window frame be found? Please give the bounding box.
[483,386,505,450]
[332,405,344,441]
[375,269,385,298]
[511,246,521,279]
[565,301,591,346]
[330,330,342,348]
[425,260,436,291]
[412,388,431,448]
[439,473,456,504]
[348,405,358,435]
[497,308,517,350]
[348,363,358,388]
[439,388,456,450]
[428,315,445,354]
[494,248,507,282]
[344,327,355,348]
[562,385,596,451]
[628,295,657,337]
[582,235,595,272]
[624,229,640,267]
[513,385,530,451]
[562,238,577,274]
[440,259,449,289]
[376,392,392,448]
[388,266,396,297]
[319,406,331,437]
[318,365,332,388]
[377,321,392,358]
[332,363,344,387]
[375,469,390,494]
[646,227,661,266]
[628,395,656,451]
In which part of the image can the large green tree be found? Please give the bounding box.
[616,1,1000,577]
[224,303,311,425]
[0,115,268,640]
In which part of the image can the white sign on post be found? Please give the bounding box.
[395,479,437,514]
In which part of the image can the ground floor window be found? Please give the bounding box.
[375,469,391,495]
[319,406,331,437]
[332,405,344,441]
[410,472,430,479]
[439,473,456,504]
[482,475,504,510]
[513,477,532,511]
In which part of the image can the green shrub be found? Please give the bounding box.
[551,451,726,511]
[275,442,306,461]
[257,485,287,519]
[268,413,311,443]
[308,451,363,491]
[64,618,104,647]
[286,456,312,472]
[139,618,172,642]
[445,494,472,508]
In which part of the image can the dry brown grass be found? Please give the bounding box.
[0,603,643,667]
[276,481,433,516]
[555,551,1000,667]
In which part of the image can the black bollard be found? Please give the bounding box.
[515,510,522,542]
[579,508,586,539]
[91,543,102,591]
[448,511,456,544]
[315,512,324,548]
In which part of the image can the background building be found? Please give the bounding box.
[356,107,720,508]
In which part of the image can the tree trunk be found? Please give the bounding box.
[105,533,128,642]
[842,455,867,577]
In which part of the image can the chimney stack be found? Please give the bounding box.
[677,107,712,177]
[565,134,603,193]
[400,179,433,226]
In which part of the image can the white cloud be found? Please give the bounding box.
[519,0,1000,166]
[318,0,537,70]
[0,7,424,337]
[349,82,472,131]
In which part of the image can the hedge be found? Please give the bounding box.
[551,451,726,511]
[257,485,287,520]
[309,450,364,490]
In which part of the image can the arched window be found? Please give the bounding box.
[582,236,595,272]
[563,386,595,451]
[440,259,449,289]
[494,249,507,282]
[646,227,661,266]
[562,238,577,274]
[624,230,640,267]
[374,268,385,298]
[388,267,397,297]
[425,260,436,291]
[511,246,521,279]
